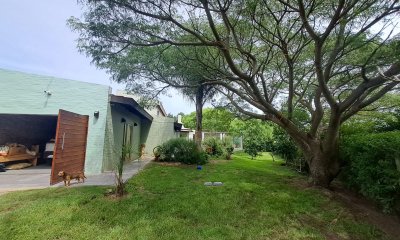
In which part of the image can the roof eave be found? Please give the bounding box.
[110,94,153,121]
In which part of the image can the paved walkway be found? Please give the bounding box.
[56,159,151,187]
[0,159,151,195]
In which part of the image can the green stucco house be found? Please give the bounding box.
[0,69,177,184]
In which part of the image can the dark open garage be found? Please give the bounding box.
[0,114,58,166]
[0,110,89,185]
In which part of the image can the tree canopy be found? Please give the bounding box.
[182,107,234,132]
[70,0,400,187]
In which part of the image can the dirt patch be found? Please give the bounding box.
[299,214,341,240]
[286,177,311,189]
[288,178,400,239]
[103,190,131,201]
[330,185,400,240]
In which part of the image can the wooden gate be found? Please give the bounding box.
[50,110,89,185]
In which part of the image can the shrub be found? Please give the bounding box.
[202,137,223,156]
[244,141,259,159]
[272,126,300,162]
[225,147,234,160]
[221,136,233,148]
[230,119,273,158]
[157,138,208,165]
[340,131,400,213]
[221,136,234,160]
[243,132,273,159]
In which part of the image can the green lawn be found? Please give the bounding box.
[0,152,387,240]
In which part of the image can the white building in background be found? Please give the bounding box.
[176,115,243,150]
[177,115,195,140]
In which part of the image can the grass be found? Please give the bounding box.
[0,152,388,240]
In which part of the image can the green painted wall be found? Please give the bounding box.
[140,118,152,150]
[143,116,178,156]
[102,101,115,171]
[104,104,142,170]
[0,69,110,174]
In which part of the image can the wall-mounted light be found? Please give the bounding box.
[44,90,52,96]
[121,118,126,123]
[94,111,99,118]
[133,122,138,126]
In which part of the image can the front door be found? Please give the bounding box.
[50,110,89,185]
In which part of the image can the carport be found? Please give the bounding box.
[0,165,51,192]
[0,110,89,185]
[0,113,57,165]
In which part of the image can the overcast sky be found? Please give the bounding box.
[0,1,195,115]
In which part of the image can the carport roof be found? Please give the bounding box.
[110,94,153,121]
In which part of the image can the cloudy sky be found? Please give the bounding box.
[0,1,194,115]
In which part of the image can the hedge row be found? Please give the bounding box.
[340,131,400,213]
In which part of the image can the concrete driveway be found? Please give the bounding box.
[0,159,151,195]
[0,165,51,193]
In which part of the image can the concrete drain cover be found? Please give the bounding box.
[204,182,223,186]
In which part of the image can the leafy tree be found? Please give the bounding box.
[341,94,400,135]
[96,30,218,147]
[182,108,234,132]
[272,126,299,163]
[70,0,400,187]
[230,119,273,159]
[184,109,273,158]
[186,85,218,147]
[181,112,196,130]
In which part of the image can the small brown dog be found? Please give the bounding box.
[58,171,86,186]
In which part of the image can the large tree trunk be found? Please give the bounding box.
[278,109,343,188]
[194,86,204,149]
[304,135,341,188]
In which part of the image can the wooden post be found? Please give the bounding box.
[31,145,39,166]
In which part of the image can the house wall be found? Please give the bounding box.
[102,101,115,171]
[105,104,142,168]
[145,105,166,117]
[140,118,152,148]
[142,116,178,156]
[0,69,110,174]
